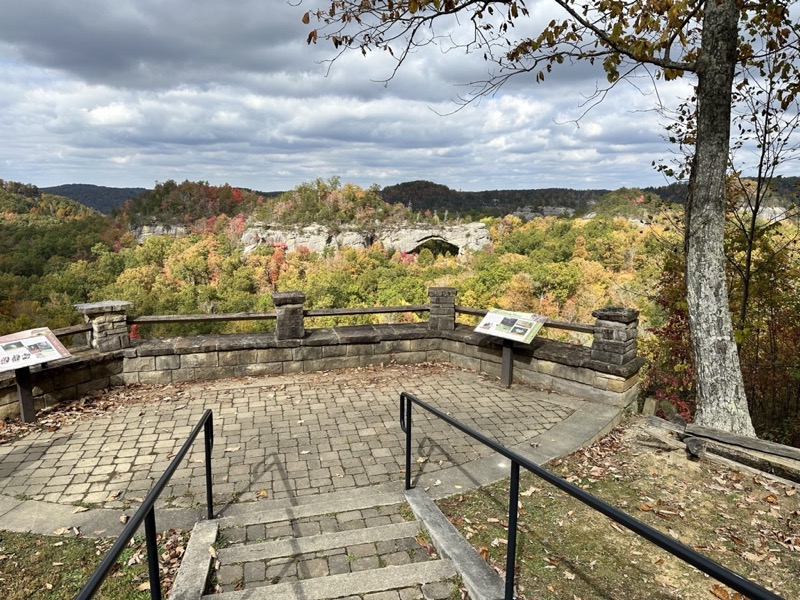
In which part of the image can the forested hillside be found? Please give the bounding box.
[1,177,798,445]
[42,184,148,214]
[380,180,610,217]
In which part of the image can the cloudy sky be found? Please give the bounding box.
[0,0,701,192]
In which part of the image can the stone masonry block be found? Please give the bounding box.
[256,348,293,363]
[236,363,283,377]
[428,286,457,299]
[391,351,428,365]
[592,306,639,323]
[90,360,123,379]
[218,350,259,366]
[426,349,448,362]
[550,362,598,386]
[271,291,305,306]
[60,367,92,388]
[77,378,110,395]
[155,355,181,370]
[138,371,174,385]
[122,356,156,373]
[97,336,126,352]
[181,353,219,369]
[322,345,349,358]
[590,348,638,366]
[594,326,638,342]
[480,359,501,377]
[294,346,323,361]
[591,338,638,355]
[428,316,454,331]
[194,367,237,381]
[283,360,303,374]
[345,344,375,357]
[171,368,198,383]
[453,354,481,372]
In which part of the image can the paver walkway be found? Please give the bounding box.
[0,363,621,535]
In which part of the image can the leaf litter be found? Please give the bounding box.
[437,415,799,600]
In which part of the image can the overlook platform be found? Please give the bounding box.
[0,363,620,536]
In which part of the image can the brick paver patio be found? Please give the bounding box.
[0,364,575,510]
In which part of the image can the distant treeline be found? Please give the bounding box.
[31,176,800,221]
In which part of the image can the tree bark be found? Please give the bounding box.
[685,0,756,436]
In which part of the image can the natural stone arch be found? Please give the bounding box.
[409,236,460,256]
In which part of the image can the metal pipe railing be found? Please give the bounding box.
[76,410,215,600]
[399,392,783,600]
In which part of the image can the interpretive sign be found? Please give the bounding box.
[474,309,547,344]
[0,328,71,373]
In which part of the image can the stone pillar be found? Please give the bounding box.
[272,291,306,340]
[74,301,133,351]
[428,287,457,331]
[591,306,639,366]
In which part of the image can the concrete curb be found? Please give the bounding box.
[169,519,218,600]
[406,487,504,600]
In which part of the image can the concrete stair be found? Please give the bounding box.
[169,487,502,600]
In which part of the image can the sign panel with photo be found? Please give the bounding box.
[0,328,72,373]
[474,309,548,344]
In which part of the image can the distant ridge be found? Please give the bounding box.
[42,183,148,214]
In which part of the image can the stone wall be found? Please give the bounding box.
[0,289,645,420]
[118,324,642,408]
[0,351,124,420]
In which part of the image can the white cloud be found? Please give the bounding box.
[0,1,734,192]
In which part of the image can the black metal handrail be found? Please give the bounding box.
[76,409,215,600]
[399,392,783,600]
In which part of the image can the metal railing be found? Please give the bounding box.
[76,410,215,600]
[399,392,783,600]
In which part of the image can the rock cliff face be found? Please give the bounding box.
[133,221,491,255]
[241,222,490,255]
[133,224,188,242]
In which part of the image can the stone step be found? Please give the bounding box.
[213,498,438,592]
[206,560,458,600]
[218,500,409,547]
[169,488,469,600]
[215,487,405,529]
[218,520,423,564]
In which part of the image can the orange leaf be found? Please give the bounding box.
[710,584,730,600]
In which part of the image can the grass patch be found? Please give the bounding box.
[437,416,799,599]
[0,529,189,599]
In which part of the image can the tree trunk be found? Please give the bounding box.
[685,0,756,436]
